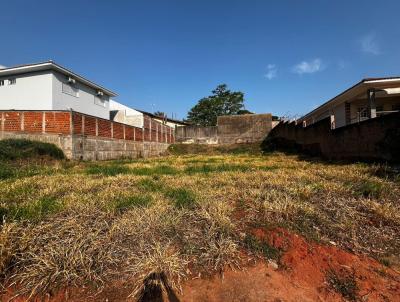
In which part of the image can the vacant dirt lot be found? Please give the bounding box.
[1,145,399,301]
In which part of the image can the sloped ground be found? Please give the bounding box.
[1,143,399,301]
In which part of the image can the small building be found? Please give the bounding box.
[109,100,144,128]
[110,100,189,128]
[0,61,117,119]
[134,109,190,128]
[298,77,400,129]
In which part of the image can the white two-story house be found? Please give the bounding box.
[0,61,117,119]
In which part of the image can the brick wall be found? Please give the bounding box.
[24,112,43,132]
[113,123,124,139]
[0,110,175,144]
[3,112,22,132]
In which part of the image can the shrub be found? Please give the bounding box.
[0,139,65,161]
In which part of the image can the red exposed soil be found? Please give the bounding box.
[179,228,400,302]
[2,228,400,302]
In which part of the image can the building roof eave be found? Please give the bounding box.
[0,61,118,97]
[299,77,400,122]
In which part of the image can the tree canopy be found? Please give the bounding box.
[187,84,246,126]
[153,111,166,118]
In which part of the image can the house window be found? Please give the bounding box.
[94,95,107,107]
[62,82,79,97]
[392,104,400,111]
[8,78,16,85]
[0,80,4,86]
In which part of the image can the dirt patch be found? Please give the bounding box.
[179,227,400,302]
[2,228,399,302]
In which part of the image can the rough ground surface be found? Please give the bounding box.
[3,228,399,301]
[1,143,399,301]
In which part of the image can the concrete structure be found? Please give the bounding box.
[134,108,190,128]
[266,111,400,162]
[110,100,144,128]
[0,110,174,160]
[176,113,272,144]
[298,77,400,129]
[0,61,116,119]
[110,100,189,130]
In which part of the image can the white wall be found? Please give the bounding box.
[110,100,144,127]
[332,103,346,128]
[0,71,53,110]
[52,71,110,119]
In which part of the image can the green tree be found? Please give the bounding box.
[237,109,253,115]
[153,111,166,117]
[187,84,245,126]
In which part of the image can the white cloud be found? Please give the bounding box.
[292,58,323,75]
[0,65,6,69]
[360,32,380,55]
[264,64,277,80]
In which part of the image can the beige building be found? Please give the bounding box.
[298,77,400,129]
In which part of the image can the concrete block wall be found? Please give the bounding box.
[267,111,400,162]
[0,110,174,160]
[175,113,273,145]
[217,113,272,144]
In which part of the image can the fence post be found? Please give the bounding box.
[70,110,74,135]
[21,112,25,132]
[1,112,4,138]
[42,112,46,133]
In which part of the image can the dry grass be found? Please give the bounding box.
[0,149,399,298]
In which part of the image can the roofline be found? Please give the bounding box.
[299,77,400,121]
[0,61,117,97]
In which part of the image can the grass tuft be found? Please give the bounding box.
[86,164,130,176]
[1,197,63,222]
[112,195,153,213]
[326,269,359,301]
[164,188,197,209]
[243,234,281,261]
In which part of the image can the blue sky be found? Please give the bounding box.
[1,0,400,120]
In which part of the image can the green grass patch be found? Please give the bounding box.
[112,194,152,213]
[86,164,131,176]
[0,139,64,161]
[0,162,15,180]
[0,162,57,180]
[352,180,383,198]
[136,178,164,192]
[130,165,179,176]
[164,188,197,209]
[184,163,250,174]
[1,196,63,222]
